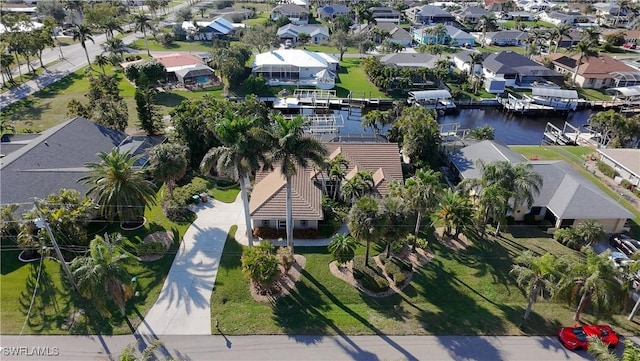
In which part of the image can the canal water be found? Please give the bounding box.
[338,108,593,145]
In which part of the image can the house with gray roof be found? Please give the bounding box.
[380,53,438,68]
[597,148,640,187]
[482,51,563,87]
[481,30,527,46]
[270,4,309,25]
[405,5,454,25]
[448,140,633,233]
[355,23,412,46]
[277,24,330,44]
[454,6,489,25]
[370,6,401,24]
[0,117,163,211]
[317,4,350,20]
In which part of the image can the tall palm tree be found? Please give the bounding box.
[103,18,123,40]
[103,38,127,58]
[269,116,327,251]
[432,188,474,238]
[94,54,109,75]
[510,251,561,320]
[132,13,153,56]
[148,143,188,199]
[348,195,386,267]
[70,233,133,317]
[200,114,270,248]
[555,248,624,321]
[572,39,599,86]
[430,23,448,45]
[478,14,497,47]
[361,109,391,135]
[553,23,572,53]
[71,24,94,68]
[380,196,410,257]
[465,52,484,74]
[327,154,349,200]
[79,148,157,222]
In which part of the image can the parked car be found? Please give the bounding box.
[609,251,634,269]
[558,325,619,350]
[610,233,640,257]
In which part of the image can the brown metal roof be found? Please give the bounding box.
[249,142,403,220]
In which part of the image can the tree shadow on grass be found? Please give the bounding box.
[0,98,49,122]
[33,72,84,98]
[155,92,187,107]
[19,261,69,333]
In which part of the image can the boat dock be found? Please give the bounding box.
[498,94,556,114]
[541,122,601,146]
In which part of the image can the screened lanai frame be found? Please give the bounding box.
[253,63,300,81]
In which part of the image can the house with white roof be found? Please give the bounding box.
[252,49,338,89]
[277,24,330,44]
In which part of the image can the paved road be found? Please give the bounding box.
[136,197,244,336]
[4,334,637,361]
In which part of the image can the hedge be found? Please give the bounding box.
[352,256,390,293]
[597,161,618,179]
[253,227,318,239]
[137,241,166,257]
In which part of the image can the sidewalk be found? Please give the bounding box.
[136,195,243,336]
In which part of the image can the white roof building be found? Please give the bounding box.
[252,49,338,89]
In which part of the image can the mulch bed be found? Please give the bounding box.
[139,230,174,262]
[250,254,306,303]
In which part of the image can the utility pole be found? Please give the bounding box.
[33,199,79,293]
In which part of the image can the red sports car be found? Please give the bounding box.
[558,325,619,350]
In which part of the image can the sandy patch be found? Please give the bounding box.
[434,227,472,251]
[329,247,433,297]
[250,254,306,303]
[139,230,174,262]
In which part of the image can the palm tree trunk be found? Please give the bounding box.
[364,239,371,267]
[572,55,582,86]
[412,211,422,252]
[239,176,254,248]
[82,44,91,68]
[574,288,590,321]
[524,284,538,320]
[143,29,150,56]
[555,36,560,53]
[14,51,22,79]
[286,176,294,251]
[628,295,640,321]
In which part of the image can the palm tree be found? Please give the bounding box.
[432,188,474,238]
[201,114,271,248]
[430,23,448,45]
[103,18,123,40]
[341,170,374,203]
[328,234,358,266]
[79,148,157,222]
[94,54,109,75]
[241,242,279,289]
[572,39,599,86]
[269,116,327,251]
[71,24,94,68]
[465,52,484,74]
[327,154,349,200]
[553,23,572,53]
[554,247,624,321]
[132,13,153,56]
[148,143,188,199]
[348,195,386,267]
[103,38,127,58]
[510,251,561,320]
[575,220,605,246]
[589,339,640,361]
[70,233,133,317]
[478,14,497,47]
[380,196,410,257]
[361,109,391,135]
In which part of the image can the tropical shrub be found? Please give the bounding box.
[328,234,357,265]
[276,246,295,271]
[241,242,279,289]
[136,242,165,257]
[352,256,390,293]
[553,228,582,250]
[596,161,617,178]
[253,227,318,239]
[620,179,632,189]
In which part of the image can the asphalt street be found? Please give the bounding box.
[4,334,638,361]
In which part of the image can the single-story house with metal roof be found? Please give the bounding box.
[252,49,338,89]
[249,142,403,232]
[597,148,640,187]
[277,24,329,44]
[483,51,563,87]
[380,53,439,68]
[181,16,235,40]
[448,140,633,233]
[0,117,163,213]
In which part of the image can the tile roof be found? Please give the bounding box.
[249,142,402,220]
[154,53,204,70]
[546,53,639,79]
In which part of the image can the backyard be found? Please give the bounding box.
[211,225,640,336]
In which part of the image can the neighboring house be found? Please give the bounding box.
[556,29,582,48]
[249,142,403,232]
[445,25,475,47]
[413,25,473,46]
[602,29,640,46]
[270,4,309,25]
[502,11,536,21]
[379,53,439,68]
[481,30,527,46]
[448,140,633,233]
[597,149,640,187]
[593,2,628,27]
[154,53,216,86]
[181,16,235,40]
[483,51,563,87]
[484,0,512,12]
[521,0,553,12]
[317,4,350,20]
[538,11,576,25]
[252,49,338,89]
[277,24,330,44]
[453,51,485,74]
[454,6,489,25]
[544,53,640,89]
[405,5,455,25]
[370,6,402,24]
[0,117,163,210]
[355,23,412,46]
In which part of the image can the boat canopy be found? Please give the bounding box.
[409,89,452,101]
[531,88,578,99]
[606,85,640,98]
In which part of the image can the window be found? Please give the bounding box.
[261,220,270,227]
[301,220,308,227]
[277,219,286,229]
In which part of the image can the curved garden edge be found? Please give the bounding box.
[250,254,307,303]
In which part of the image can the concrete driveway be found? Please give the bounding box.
[136,196,243,336]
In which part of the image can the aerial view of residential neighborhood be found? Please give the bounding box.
[2,0,640,359]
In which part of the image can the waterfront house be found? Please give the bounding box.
[483,51,563,88]
[181,16,235,40]
[597,149,640,187]
[370,7,402,24]
[271,4,310,25]
[405,5,455,25]
[249,142,403,233]
[593,2,629,27]
[445,25,475,47]
[380,53,439,68]
[538,11,576,26]
[502,12,535,21]
[0,117,163,211]
[252,49,338,89]
[544,53,640,89]
[448,140,633,233]
[454,6,489,25]
[277,24,330,44]
[355,23,412,47]
[453,51,485,74]
[317,4,350,20]
[481,30,527,46]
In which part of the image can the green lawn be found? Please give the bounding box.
[0,188,193,335]
[577,88,612,101]
[211,226,640,336]
[478,45,525,54]
[335,58,386,98]
[499,20,554,29]
[304,44,360,55]
[129,39,213,53]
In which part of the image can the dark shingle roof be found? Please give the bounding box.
[483,51,561,77]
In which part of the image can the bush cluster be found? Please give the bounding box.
[383,261,406,285]
[276,247,294,271]
[619,180,640,198]
[553,228,583,251]
[161,180,211,221]
[352,256,390,293]
[596,161,618,179]
[137,241,165,257]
